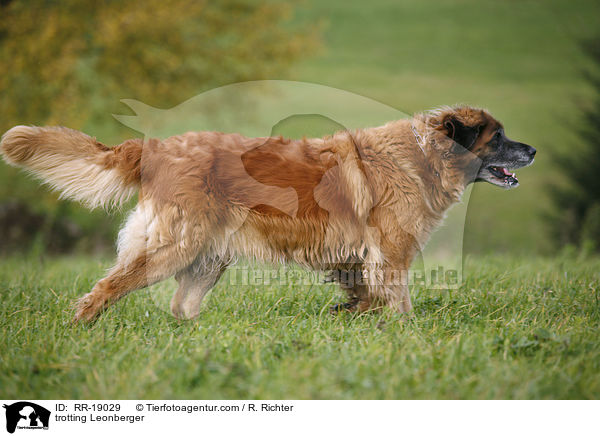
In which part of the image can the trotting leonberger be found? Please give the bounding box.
[0,105,535,322]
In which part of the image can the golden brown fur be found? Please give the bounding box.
[0,106,511,322]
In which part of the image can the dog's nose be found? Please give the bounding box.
[527,146,536,156]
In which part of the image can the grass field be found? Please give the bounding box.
[1,253,598,399]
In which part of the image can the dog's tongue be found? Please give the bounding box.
[500,167,516,177]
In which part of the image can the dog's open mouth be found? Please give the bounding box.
[481,166,519,188]
[489,166,518,185]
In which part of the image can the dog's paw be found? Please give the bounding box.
[329,301,358,314]
[72,293,104,323]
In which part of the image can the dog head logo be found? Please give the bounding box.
[116,81,474,296]
[2,402,50,433]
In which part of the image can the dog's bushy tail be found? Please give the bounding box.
[0,126,143,209]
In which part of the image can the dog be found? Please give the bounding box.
[0,106,535,322]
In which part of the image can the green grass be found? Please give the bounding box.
[1,253,599,399]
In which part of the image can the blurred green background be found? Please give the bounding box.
[1,0,599,256]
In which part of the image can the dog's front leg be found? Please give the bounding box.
[328,263,374,313]
[381,282,413,313]
[361,263,412,313]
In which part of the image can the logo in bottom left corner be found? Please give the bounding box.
[3,402,50,434]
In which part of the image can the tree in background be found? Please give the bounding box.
[0,0,317,132]
[549,38,600,251]
[0,0,318,253]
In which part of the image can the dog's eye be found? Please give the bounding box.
[494,131,502,139]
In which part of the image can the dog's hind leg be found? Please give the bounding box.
[73,251,195,323]
[170,260,228,320]
[73,203,201,322]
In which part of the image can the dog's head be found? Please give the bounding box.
[429,106,536,189]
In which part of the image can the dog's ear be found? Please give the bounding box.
[443,117,480,152]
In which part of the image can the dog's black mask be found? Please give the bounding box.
[445,118,536,189]
[474,128,536,188]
